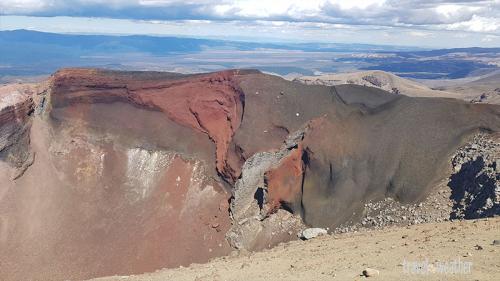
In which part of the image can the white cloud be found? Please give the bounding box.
[331,0,386,10]
[3,14,500,48]
[212,0,323,18]
[447,15,500,32]
[409,31,434,38]
[434,3,480,20]
[482,34,499,42]
[0,0,51,13]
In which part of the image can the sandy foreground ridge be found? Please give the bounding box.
[92,217,500,281]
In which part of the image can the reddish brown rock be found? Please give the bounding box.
[0,84,34,148]
[265,144,305,214]
[50,68,246,181]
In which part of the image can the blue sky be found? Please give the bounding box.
[1,0,499,48]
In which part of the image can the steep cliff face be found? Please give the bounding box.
[0,69,499,281]
[0,84,35,179]
[50,68,247,182]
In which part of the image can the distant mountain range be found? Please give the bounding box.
[1,29,499,79]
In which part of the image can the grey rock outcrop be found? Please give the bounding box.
[449,133,499,219]
[226,129,306,249]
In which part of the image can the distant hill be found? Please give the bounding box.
[0,29,233,76]
[394,47,500,57]
[295,70,500,105]
[294,70,462,99]
[442,72,500,104]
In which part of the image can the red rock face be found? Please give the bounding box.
[0,95,33,127]
[265,144,304,214]
[51,69,245,182]
[0,84,34,145]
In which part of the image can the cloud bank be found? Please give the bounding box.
[1,1,499,47]
[1,0,499,34]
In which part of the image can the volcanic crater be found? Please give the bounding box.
[0,68,499,280]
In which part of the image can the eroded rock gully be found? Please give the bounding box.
[0,69,499,280]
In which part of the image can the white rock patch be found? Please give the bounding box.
[125,148,172,202]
